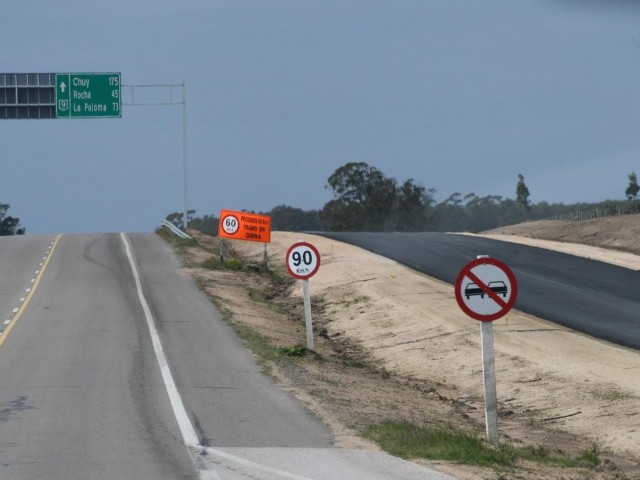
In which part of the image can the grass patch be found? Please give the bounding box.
[343,358,367,368]
[593,388,635,402]
[362,421,516,467]
[200,257,221,270]
[224,258,245,271]
[362,421,601,471]
[276,344,307,357]
[208,293,307,366]
[225,317,280,364]
[518,444,600,468]
[200,256,247,271]
[204,292,279,367]
[156,228,198,262]
[342,295,370,308]
[248,287,268,303]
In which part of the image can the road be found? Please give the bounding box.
[318,232,640,351]
[0,233,452,480]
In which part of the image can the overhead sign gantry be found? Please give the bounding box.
[0,72,121,119]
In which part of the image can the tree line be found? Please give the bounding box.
[0,204,25,236]
[4,163,637,238]
[169,162,640,235]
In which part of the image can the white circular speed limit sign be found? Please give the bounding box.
[221,214,239,235]
[286,242,321,280]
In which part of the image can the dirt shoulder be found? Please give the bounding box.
[171,225,640,480]
[483,215,640,268]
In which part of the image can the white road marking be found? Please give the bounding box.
[12,308,18,313]
[26,288,31,293]
[20,298,25,302]
[203,447,316,480]
[3,320,10,325]
[30,279,35,283]
[120,233,221,480]
[35,270,40,274]
[120,234,316,480]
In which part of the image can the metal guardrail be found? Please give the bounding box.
[161,220,193,240]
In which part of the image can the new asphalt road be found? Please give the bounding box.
[318,232,640,351]
[0,233,452,480]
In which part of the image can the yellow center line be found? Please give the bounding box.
[0,234,63,347]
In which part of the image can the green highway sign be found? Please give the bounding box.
[56,73,121,118]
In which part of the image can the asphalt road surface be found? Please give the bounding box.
[0,233,452,480]
[318,232,640,351]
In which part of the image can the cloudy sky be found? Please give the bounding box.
[2,1,640,234]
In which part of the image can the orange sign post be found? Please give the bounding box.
[218,209,272,243]
[218,209,272,271]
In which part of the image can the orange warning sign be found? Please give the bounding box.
[218,209,272,243]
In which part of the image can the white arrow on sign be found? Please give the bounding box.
[59,81,67,93]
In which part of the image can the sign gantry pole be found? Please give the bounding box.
[122,82,189,230]
[2,74,190,229]
[181,79,188,230]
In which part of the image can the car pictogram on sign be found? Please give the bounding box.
[464,281,508,299]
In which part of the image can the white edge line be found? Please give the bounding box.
[203,447,316,480]
[119,233,200,446]
[120,233,315,480]
[120,233,221,480]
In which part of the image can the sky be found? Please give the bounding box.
[2,1,640,234]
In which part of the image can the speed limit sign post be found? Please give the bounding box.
[286,242,321,351]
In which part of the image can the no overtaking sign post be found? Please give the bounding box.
[455,256,518,446]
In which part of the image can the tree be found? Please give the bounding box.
[322,162,397,231]
[516,174,531,212]
[188,214,218,236]
[625,172,640,200]
[0,203,25,236]
[394,179,435,231]
[433,193,465,232]
[268,205,324,232]
[165,209,195,230]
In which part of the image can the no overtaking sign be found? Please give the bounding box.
[455,256,518,446]
[455,257,518,322]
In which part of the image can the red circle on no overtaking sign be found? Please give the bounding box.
[455,257,518,322]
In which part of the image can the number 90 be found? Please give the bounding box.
[292,250,313,267]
